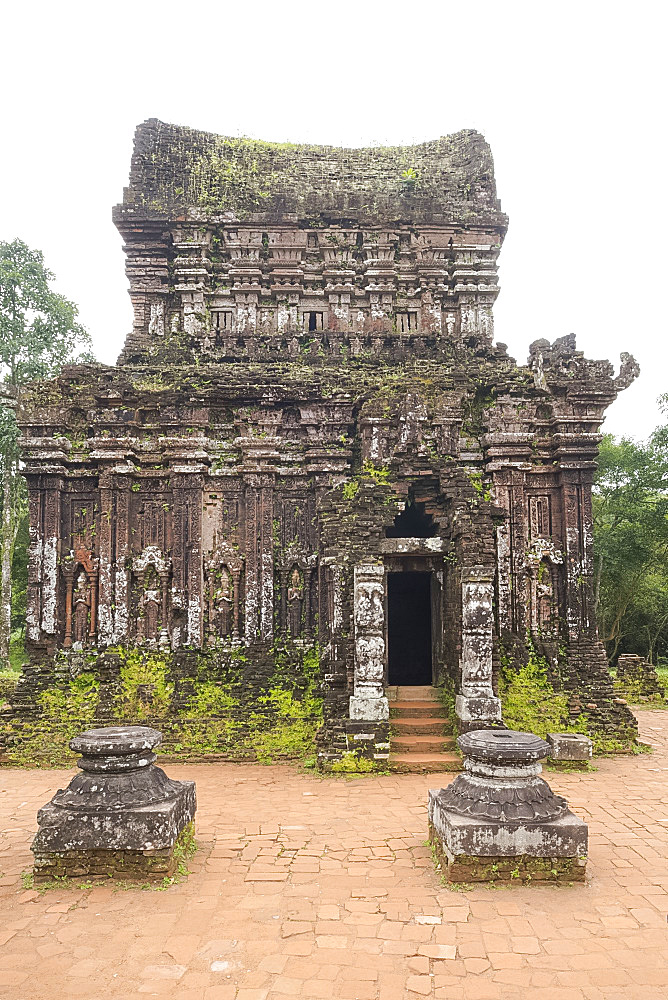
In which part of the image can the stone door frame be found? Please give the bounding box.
[349,538,449,722]
[348,545,502,727]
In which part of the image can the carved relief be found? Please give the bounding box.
[61,548,99,649]
[353,564,385,692]
[535,559,558,632]
[287,566,303,637]
[277,544,317,638]
[132,546,172,646]
[529,495,551,539]
[72,569,91,645]
[524,537,564,635]
[204,543,243,643]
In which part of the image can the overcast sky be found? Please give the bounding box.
[2,1,665,439]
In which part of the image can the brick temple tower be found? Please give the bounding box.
[12,119,639,764]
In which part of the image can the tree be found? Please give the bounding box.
[593,429,668,662]
[0,239,93,667]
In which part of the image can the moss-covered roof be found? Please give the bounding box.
[115,118,507,228]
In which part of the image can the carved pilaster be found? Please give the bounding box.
[455,565,502,726]
[40,475,63,639]
[350,562,389,722]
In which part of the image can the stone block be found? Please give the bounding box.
[455,693,502,724]
[349,695,389,721]
[546,732,593,761]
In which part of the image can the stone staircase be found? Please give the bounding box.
[387,685,461,773]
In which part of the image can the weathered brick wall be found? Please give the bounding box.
[1,642,322,766]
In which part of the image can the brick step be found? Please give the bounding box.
[391,701,448,717]
[390,685,439,701]
[391,717,452,735]
[391,734,457,753]
[389,752,461,774]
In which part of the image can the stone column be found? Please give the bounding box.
[61,558,75,649]
[455,565,502,726]
[88,564,99,642]
[25,485,43,646]
[231,566,241,640]
[170,468,204,647]
[112,472,132,643]
[349,563,389,722]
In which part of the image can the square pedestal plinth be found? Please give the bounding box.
[33,820,195,880]
[428,789,588,883]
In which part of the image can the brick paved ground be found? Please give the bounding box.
[1,710,668,1000]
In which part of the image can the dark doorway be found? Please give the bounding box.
[385,499,437,538]
[387,571,432,685]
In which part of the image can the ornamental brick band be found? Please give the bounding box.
[31,725,196,878]
[428,729,588,883]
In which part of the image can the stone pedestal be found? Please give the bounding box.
[32,726,196,878]
[428,730,587,882]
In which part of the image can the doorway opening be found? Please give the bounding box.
[387,571,432,685]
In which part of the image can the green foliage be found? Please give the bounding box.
[196,142,299,216]
[0,239,94,670]
[341,462,391,503]
[250,645,323,763]
[113,648,173,721]
[437,682,458,736]
[4,641,323,767]
[499,641,640,753]
[11,511,28,632]
[498,646,569,739]
[361,461,390,485]
[593,430,668,663]
[38,671,99,736]
[0,239,93,386]
[176,660,244,754]
[400,167,419,189]
[329,751,377,774]
[6,671,100,766]
[170,821,197,881]
[467,472,493,503]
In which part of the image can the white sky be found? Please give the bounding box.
[2,0,666,439]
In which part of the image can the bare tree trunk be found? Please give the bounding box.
[0,461,14,667]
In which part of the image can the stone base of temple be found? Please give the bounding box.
[427,823,586,882]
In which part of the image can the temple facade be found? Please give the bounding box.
[14,119,639,763]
